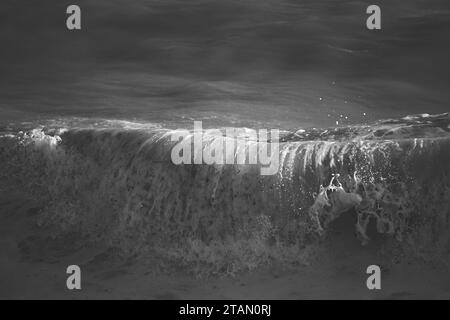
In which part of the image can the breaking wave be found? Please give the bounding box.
[1,113,449,275]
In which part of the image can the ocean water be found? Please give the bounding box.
[1,0,450,275]
[1,113,449,275]
[1,0,450,129]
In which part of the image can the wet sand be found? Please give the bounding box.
[1,192,449,300]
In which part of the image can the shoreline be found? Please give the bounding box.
[1,192,449,300]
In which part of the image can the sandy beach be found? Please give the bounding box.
[1,191,449,300]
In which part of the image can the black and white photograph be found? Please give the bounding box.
[0,0,449,303]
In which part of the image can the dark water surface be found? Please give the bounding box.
[1,0,449,128]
